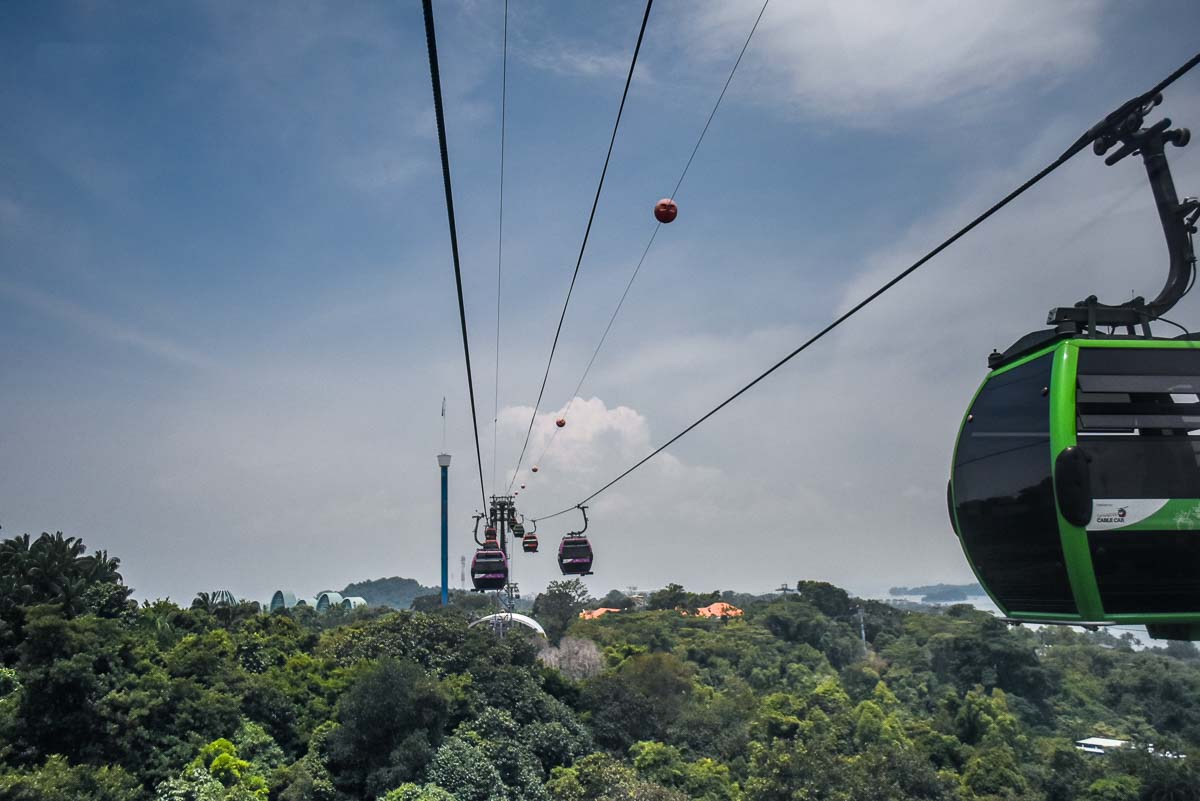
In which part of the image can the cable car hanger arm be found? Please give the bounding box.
[472,512,487,547]
[1048,85,1198,329]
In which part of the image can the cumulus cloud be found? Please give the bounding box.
[686,0,1103,123]
[521,45,638,80]
[0,281,212,369]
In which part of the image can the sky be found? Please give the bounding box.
[3,0,1200,605]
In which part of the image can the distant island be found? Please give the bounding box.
[341,576,438,609]
[889,582,986,603]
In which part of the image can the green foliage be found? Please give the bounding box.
[582,652,693,752]
[1084,774,1141,801]
[0,532,130,658]
[412,591,496,617]
[794,580,853,617]
[383,784,461,801]
[325,658,449,798]
[596,590,635,611]
[646,584,719,612]
[546,752,687,801]
[156,733,273,800]
[533,580,593,644]
[341,576,437,610]
[6,529,1200,801]
[629,741,740,801]
[0,755,141,801]
[424,737,505,801]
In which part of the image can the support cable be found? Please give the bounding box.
[507,0,654,488]
[533,51,1200,522]
[423,0,488,509]
[527,0,769,476]
[493,0,509,496]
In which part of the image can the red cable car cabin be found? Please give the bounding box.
[470,547,508,591]
[522,533,539,553]
[558,535,593,575]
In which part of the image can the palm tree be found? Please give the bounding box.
[79,550,123,584]
[191,592,219,615]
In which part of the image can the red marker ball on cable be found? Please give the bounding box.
[654,198,678,223]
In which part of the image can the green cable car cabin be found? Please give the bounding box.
[948,90,1200,640]
[950,338,1200,640]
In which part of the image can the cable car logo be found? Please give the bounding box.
[1090,500,1169,530]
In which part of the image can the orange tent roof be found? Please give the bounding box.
[696,601,743,618]
[579,607,622,620]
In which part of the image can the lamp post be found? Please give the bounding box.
[437,453,451,605]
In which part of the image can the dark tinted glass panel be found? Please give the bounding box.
[1082,437,1200,497]
[1076,347,1200,497]
[1078,348,1200,376]
[953,355,1075,614]
[1090,530,1200,613]
[956,357,1051,465]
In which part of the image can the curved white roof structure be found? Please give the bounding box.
[469,613,547,637]
[316,591,344,612]
[269,590,298,612]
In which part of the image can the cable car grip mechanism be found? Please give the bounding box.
[1048,92,1197,331]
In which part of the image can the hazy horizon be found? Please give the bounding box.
[4,0,1200,606]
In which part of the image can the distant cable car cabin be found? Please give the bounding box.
[522,533,539,553]
[470,547,508,591]
[558,536,593,575]
[949,96,1200,640]
[556,506,594,575]
[532,466,539,473]
[556,418,566,428]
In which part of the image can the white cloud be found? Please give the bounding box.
[0,281,211,369]
[686,0,1103,122]
[339,152,427,191]
[521,44,638,80]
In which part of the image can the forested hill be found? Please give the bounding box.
[888,583,987,603]
[2,531,1200,800]
[341,576,438,609]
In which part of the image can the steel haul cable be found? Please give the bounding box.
[493,0,509,496]
[507,0,655,490]
[533,50,1200,523]
[423,0,488,509]
[527,0,770,477]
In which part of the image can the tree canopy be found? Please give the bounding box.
[3,530,1200,800]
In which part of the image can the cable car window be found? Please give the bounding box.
[1083,437,1200,498]
[956,358,1051,465]
[1077,348,1200,497]
[1077,349,1200,614]
[1090,530,1200,613]
[953,355,1075,614]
